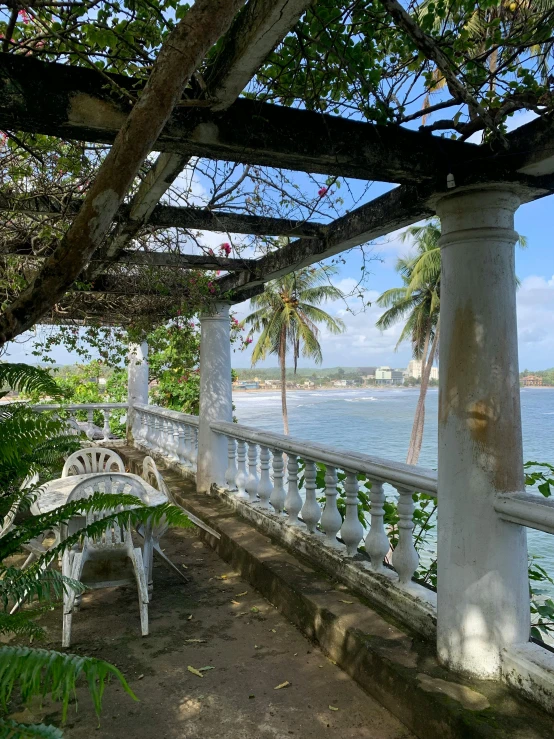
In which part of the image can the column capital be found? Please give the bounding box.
[436,185,520,249]
[199,301,232,322]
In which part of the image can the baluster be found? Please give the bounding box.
[285,454,302,525]
[392,486,419,586]
[301,459,321,533]
[225,437,238,490]
[320,466,342,548]
[246,443,259,503]
[151,414,158,450]
[183,425,192,467]
[144,413,153,449]
[342,470,363,556]
[102,408,111,442]
[163,418,172,458]
[69,412,78,436]
[177,423,187,466]
[235,440,249,500]
[170,420,180,463]
[270,449,286,513]
[189,427,198,469]
[86,409,95,438]
[257,446,272,509]
[365,481,390,574]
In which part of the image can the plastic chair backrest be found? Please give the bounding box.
[67,473,149,547]
[62,448,124,478]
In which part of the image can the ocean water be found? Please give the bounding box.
[233,386,554,575]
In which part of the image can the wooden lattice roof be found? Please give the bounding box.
[1,0,554,333]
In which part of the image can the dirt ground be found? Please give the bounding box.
[9,527,413,739]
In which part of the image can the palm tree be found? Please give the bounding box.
[244,267,346,434]
[376,221,441,465]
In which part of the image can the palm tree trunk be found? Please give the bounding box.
[406,321,440,465]
[406,324,431,464]
[279,328,289,435]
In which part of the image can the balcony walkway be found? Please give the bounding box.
[11,524,412,739]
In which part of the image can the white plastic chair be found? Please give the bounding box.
[62,447,125,477]
[61,473,150,648]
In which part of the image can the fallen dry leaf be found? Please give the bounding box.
[329,705,339,711]
[138,674,144,680]
[182,564,188,569]
[187,666,204,678]
[339,600,353,604]
[270,629,276,633]
[199,666,215,672]
[185,639,207,644]
[236,591,248,597]
[231,600,240,605]
[251,606,260,613]
[274,681,291,690]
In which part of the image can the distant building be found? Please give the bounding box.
[237,381,260,389]
[361,367,377,383]
[521,375,543,386]
[304,380,315,387]
[391,369,405,385]
[333,379,347,387]
[407,359,439,381]
[375,366,392,384]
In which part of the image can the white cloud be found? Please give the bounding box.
[517,275,554,365]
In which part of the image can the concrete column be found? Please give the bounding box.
[436,186,529,678]
[126,341,149,443]
[197,302,233,493]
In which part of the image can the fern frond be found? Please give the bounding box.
[0,568,86,612]
[0,364,61,400]
[0,646,137,722]
[0,609,46,640]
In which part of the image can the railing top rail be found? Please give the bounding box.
[32,402,128,411]
[134,403,199,427]
[495,492,554,535]
[211,419,437,495]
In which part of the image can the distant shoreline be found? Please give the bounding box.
[232,384,416,394]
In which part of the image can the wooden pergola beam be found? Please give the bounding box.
[0,193,324,238]
[0,53,480,185]
[217,165,554,302]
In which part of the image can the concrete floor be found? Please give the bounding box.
[11,526,413,739]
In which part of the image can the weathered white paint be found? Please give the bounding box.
[197,302,233,492]
[127,341,149,442]
[436,185,530,679]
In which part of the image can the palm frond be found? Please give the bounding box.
[0,646,137,722]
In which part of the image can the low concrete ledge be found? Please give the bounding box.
[118,445,554,739]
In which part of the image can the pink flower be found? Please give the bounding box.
[219,242,231,256]
[208,248,214,256]
[318,187,328,198]
[18,9,30,23]
[245,337,253,345]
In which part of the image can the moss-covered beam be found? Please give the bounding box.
[0,53,479,185]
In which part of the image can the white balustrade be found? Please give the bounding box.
[225,437,238,490]
[32,403,128,441]
[257,446,273,509]
[132,404,199,472]
[342,470,363,556]
[301,459,321,533]
[102,408,111,442]
[285,454,302,525]
[392,486,419,586]
[365,481,389,574]
[321,466,342,547]
[270,449,286,513]
[210,420,436,585]
[246,443,259,503]
[235,439,249,500]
